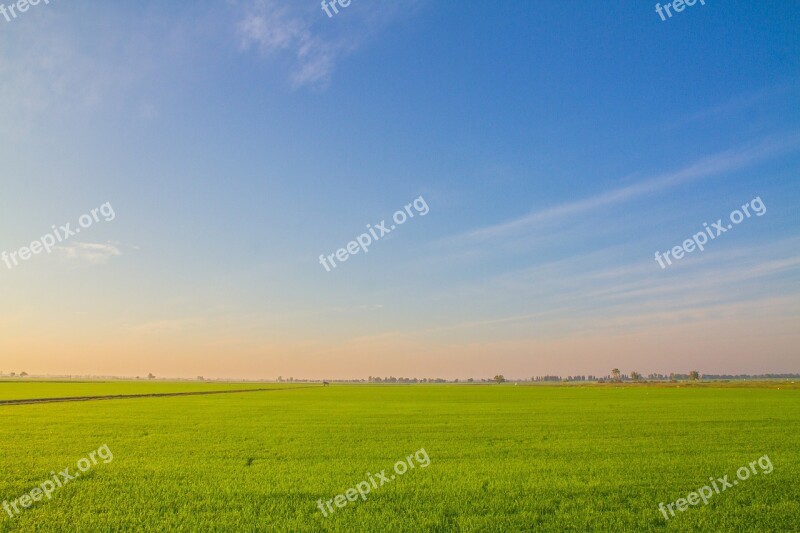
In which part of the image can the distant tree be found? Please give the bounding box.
[20,371,28,377]
[277,376,283,382]
[147,373,155,380]
[467,378,474,383]
[493,375,506,384]
[611,368,621,382]
[197,376,204,381]
[9,372,16,377]
[630,371,641,382]
[689,370,700,381]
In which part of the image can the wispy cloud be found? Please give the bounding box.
[237,1,336,88]
[329,304,385,313]
[0,4,179,127]
[666,83,800,131]
[235,0,415,89]
[56,242,121,265]
[125,318,204,333]
[401,236,800,340]
[457,135,800,242]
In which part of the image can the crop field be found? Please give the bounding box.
[1,381,799,532]
[0,381,305,402]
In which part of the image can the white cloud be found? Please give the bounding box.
[457,135,800,242]
[236,1,339,88]
[235,0,415,89]
[423,238,800,337]
[56,242,121,265]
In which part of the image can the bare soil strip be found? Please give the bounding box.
[0,385,318,406]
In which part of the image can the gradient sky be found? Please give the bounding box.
[1,0,799,379]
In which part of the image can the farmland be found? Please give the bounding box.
[0,381,798,531]
[0,381,305,402]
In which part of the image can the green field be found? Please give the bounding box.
[1,381,798,531]
[0,381,304,401]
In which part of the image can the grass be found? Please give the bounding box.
[0,380,300,401]
[0,382,798,531]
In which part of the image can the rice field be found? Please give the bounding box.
[0,381,798,531]
[0,381,304,402]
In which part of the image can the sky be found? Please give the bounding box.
[0,0,798,380]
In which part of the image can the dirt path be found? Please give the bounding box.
[0,385,319,406]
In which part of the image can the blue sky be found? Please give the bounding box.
[1,0,798,379]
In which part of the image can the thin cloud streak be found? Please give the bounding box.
[235,0,412,89]
[458,135,800,242]
[398,238,800,338]
[56,242,121,265]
